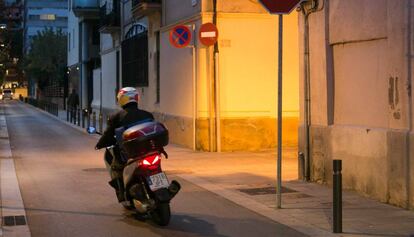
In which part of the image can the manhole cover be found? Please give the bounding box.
[238,186,298,196]
[83,168,107,172]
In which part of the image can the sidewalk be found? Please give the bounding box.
[44,107,414,236]
[162,146,414,237]
[57,109,108,132]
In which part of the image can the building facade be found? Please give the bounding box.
[298,0,414,209]
[92,0,300,152]
[67,0,100,109]
[1,0,23,84]
[23,0,68,98]
[90,0,120,122]
[23,0,68,54]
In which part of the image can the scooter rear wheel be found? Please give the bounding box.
[152,203,171,226]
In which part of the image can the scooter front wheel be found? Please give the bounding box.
[152,202,171,226]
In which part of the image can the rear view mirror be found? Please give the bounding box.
[87,126,97,134]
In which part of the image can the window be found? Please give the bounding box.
[29,15,40,20]
[40,14,56,20]
[56,16,68,21]
[92,23,100,45]
[122,23,148,87]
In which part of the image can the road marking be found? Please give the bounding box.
[0,107,31,237]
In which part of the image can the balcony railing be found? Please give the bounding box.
[72,0,100,18]
[99,0,120,33]
[131,0,161,19]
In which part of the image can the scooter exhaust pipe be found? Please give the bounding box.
[168,180,181,199]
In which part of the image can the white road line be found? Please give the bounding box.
[0,107,31,237]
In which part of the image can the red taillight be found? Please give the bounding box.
[139,154,161,168]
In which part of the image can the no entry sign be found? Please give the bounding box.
[259,0,303,14]
[199,23,218,46]
[169,25,192,48]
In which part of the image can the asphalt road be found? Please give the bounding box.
[3,100,306,237]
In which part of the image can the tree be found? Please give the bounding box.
[25,28,67,90]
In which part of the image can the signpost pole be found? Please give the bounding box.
[276,14,283,209]
[258,0,302,210]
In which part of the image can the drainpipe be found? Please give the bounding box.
[406,0,412,210]
[302,7,311,181]
[100,68,102,116]
[213,0,221,152]
[192,24,197,151]
[79,21,83,110]
[120,0,125,89]
[301,0,320,181]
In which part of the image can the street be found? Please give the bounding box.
[1,1,414,236]
[1,100,306,237]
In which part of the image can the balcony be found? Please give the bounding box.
[99,0,120,34]
[131,0,161,19]
[72,0,99,18]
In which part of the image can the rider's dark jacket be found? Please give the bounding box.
[95,102,154,149]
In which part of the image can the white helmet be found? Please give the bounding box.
[117,87,139,107]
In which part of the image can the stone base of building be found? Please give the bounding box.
[299,124,414,209]
[154,112,298,152]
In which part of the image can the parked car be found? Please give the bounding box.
[2,89,13,100]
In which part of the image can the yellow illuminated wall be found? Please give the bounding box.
[214,12,300,150]
[149,5,299,151]
[218,12,299,118]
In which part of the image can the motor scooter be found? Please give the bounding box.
[88,121,181,226]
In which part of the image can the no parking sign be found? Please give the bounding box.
[169,25,192,48]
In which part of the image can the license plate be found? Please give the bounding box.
[147,172,169,191]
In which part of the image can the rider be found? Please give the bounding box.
[96,87,154,202]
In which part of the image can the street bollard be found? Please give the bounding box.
[87,111,91,128]
[92,112,96,128]
[333,159,342,233]
[67,109,69,122]
[82,110,86,128]
[99,113,103,134]
[71,109,75,124]
[77,109,81,126]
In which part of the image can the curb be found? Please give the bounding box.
[21,101,100,139]
[0,102,31,237]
